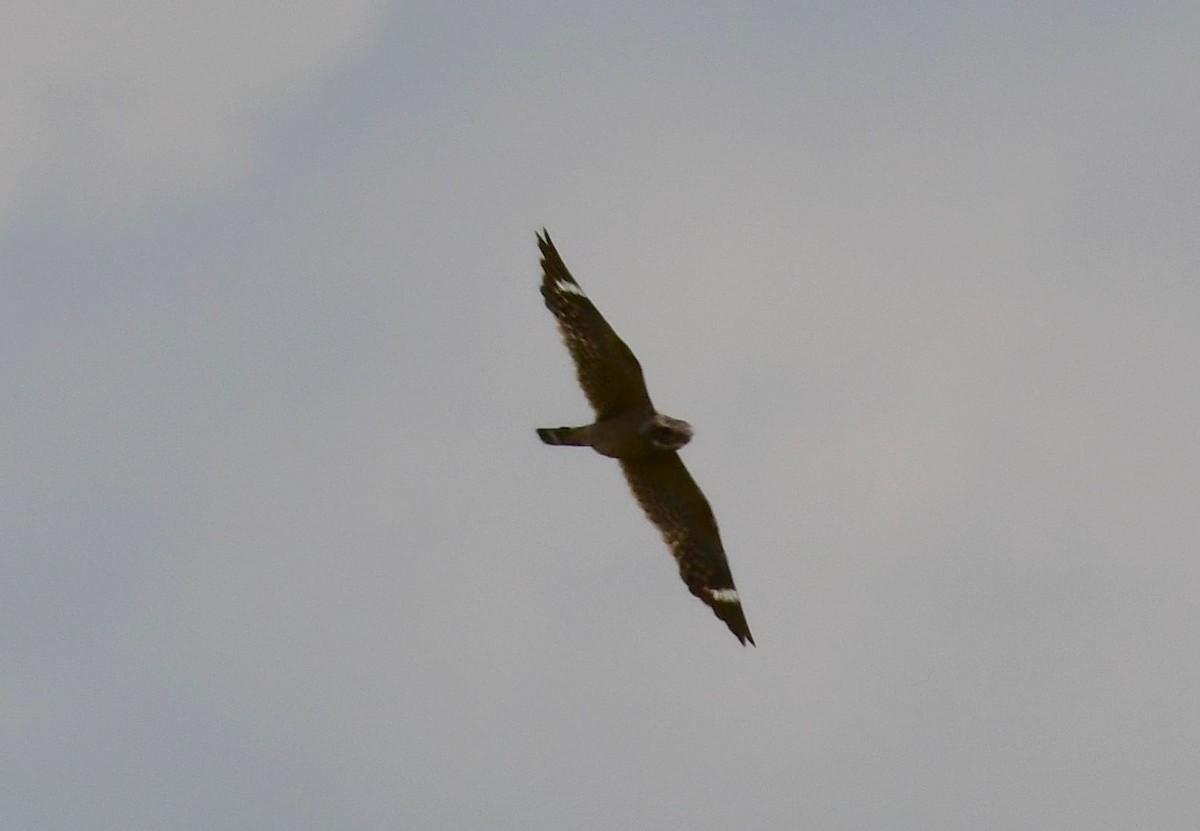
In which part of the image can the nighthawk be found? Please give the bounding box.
[535,230,754,645]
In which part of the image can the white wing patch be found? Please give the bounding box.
[707,588,740,603]
[554,278,587,298]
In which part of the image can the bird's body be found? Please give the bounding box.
[534,230,754,645]
[538,410,691,460]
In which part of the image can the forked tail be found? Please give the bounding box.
[536,426,591,446]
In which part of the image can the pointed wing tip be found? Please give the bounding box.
[706,592,755,646]
[729,621,756,646]
[695,598,756,645]
[535,229,563,275]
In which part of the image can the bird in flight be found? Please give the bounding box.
[534,230,754,645]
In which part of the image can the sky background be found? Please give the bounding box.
[5,3,1200,829]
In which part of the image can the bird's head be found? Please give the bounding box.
[643,413,693,451]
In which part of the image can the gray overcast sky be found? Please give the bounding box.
[5,3,1200,829]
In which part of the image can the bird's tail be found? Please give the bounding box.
[536,426,591,447]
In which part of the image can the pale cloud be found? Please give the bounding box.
[0,0,383,220]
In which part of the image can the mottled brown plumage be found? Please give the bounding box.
[535,230,754,645]
[537,233,651,420]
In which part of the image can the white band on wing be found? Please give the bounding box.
[554,278,587,297]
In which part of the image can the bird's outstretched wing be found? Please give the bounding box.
[619,454,755,645]
[538,230,652,420]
